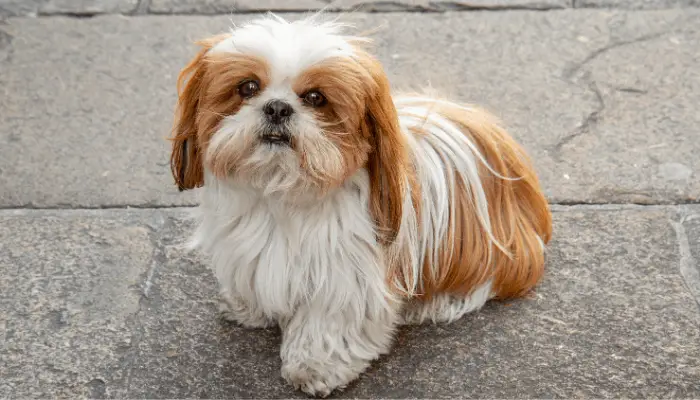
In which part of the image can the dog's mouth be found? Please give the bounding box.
[260,133,291,146]
[259,127,292,147]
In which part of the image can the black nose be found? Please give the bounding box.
[263,100,294,124]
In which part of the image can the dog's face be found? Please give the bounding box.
[170,16,411,241]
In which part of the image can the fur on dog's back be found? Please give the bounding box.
[389,95,552,300]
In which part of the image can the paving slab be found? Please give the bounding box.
[1,206,699,398]
[0,0,138,17]
[1,10,699,208]
[148,0,571,14]
[0,209,159,398]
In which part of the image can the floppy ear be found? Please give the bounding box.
[358,51,413,245]
[169,34,229,191]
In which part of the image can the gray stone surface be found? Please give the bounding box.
[0,0,39,17]
[40,0,138,15]
[576,0,700,9]
[0,209,157,398]
[1,10,700,208]
[2,1,699,398]
[149,0,326,14]
[1,206,700,398]
[330,0,571,11]
[677,206,700,307]
[4,0,700,17]
[0,0,138,17]
[149,0,571,14]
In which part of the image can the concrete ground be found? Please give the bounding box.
[1,0,699,398]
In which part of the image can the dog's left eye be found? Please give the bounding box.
[302,91,326,107]
[238,80,260,99]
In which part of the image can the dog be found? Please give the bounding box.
[169,14,552,397]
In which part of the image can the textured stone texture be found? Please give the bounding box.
[149,0,326,14]
[4,0,700,16]
[1,10,700,208]
[0,209,160,398]
[0,0,138,17]
[149,0,571,14]
[330,0,571,10]
[1,206,700,398]
[576,0,700,9]
[40,0,139,15]
[0,0,39,16]
[677,206,700,307]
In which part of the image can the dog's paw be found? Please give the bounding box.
[217,296,275,329]
[281,361,358,398]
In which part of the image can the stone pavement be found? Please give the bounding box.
[1,1,699,398]
[4,0,700,16]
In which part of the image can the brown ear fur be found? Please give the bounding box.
[356,50,416,245]
[169,34,230,191]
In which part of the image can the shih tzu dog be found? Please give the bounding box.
[169,14,552,397]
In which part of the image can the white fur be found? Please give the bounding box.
[191,171,399,397]
[211,14,356,78]
[402,283,494,325]
[188,15,501,397]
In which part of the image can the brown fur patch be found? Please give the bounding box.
[408,101,552,300]
[169,35,270,189]
[293,59,373,188]
[293,52,420,246]
[354,49,419,246]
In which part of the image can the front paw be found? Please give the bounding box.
[218,295,275,329]
[281,359,365,398]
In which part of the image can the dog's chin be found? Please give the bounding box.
[221,139,312,197]
[209,123,348,200]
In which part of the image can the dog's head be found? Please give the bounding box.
[170,15,409,241]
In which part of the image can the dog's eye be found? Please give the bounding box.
[238,80,260,99]
[302,91,326,107]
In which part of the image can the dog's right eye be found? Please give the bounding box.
[238,80,260,99]
[302,90,326,107]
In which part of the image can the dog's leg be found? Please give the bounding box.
[279,296,398,397]
[218,289,276,329]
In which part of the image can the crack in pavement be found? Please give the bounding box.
[610,85,648,94]
[1,2,699,17]
[141,213,168,299]
[3,200,700,212]
[0,203,195,210]
[671,207,700,311]
[134,0,152,15]
[122,211,169,396]
[19,2,580,17]
[553,30,671,158]
[0,21,14,63]
[424,1,567,11]
[553,71,605,156]
[563,31,668,81]
[0,24,12,49]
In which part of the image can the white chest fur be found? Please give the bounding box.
[190,171,391,322]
